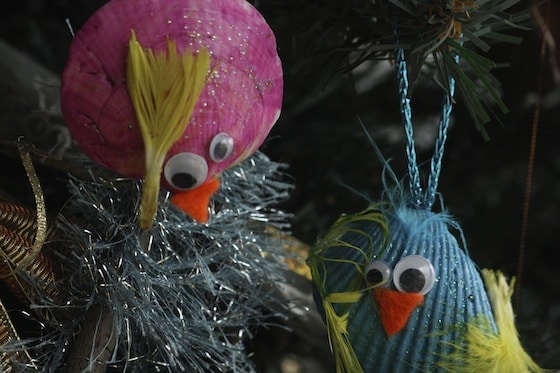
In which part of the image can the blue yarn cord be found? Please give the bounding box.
[426,72,456,208]
[395,48,423,206]
[394,48,457,209]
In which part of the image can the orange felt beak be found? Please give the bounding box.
[171,178,220,223]
[373,287,424,336]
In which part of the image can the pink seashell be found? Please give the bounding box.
[61,0,283,184]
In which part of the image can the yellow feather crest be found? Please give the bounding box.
[126,31,210,229]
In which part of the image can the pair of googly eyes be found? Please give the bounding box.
[163,132,234,190]
[364,255,436,295]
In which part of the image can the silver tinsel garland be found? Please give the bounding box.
[29,151,293,372]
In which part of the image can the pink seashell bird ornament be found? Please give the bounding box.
[61,0,283,229]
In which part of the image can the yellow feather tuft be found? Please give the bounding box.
[308,205,389,373]
[326,291,363,305]
[440,269,547,372]
[126,31,210,229]
[323,292,364,373]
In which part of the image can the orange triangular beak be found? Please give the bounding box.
[373,288,424,336]
[171,178,220,222]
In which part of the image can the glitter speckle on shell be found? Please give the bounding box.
[61,0,283,181]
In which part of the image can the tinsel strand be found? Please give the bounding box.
[48,152,292,372]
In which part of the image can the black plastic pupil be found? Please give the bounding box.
[366,269,384,285]
[399,268,425,293]
[171,173,197,189]
[213,142,229,160]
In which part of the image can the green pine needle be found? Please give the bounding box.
[273,0,530,136]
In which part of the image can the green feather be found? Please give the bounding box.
[308,206,389,373]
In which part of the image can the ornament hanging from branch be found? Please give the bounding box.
[1,0,295,371]
[60,0,284,229]
[307,11,547,370]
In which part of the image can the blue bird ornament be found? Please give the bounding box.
[307,46,547,373]
[308,197,545,372]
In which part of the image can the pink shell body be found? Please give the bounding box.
[61,0,282,183]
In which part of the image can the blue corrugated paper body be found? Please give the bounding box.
[309,199,545,372]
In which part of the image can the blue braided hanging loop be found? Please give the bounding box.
[426,71,456,208]
[395,48,423,206]
[394,48,457,209]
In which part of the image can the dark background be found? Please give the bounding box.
[1,0,559,371]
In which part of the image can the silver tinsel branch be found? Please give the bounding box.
[34,151,293,372]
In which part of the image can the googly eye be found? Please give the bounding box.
[164,152,208,190]
[393,255,436,295]
[364,260,391,288]
[209,132,234,162]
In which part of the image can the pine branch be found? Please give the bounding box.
[269,0,530,135]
